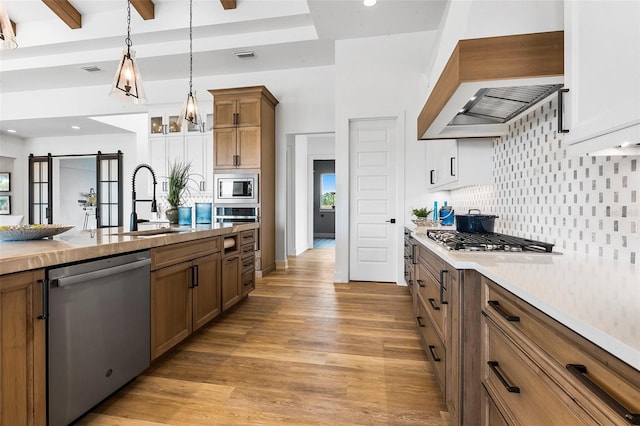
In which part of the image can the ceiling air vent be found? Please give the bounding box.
[234,50,255,58]
[81,65,102,72]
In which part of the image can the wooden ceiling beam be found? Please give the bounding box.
[131,0,155,20]
[41,0,81,29]
[220,0,237,10]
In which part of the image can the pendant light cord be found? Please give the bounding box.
[189,0,193,94]
[125,0,132,54]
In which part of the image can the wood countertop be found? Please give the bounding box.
[0,223,258,275]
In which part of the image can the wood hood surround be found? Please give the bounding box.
[418,31,564,140]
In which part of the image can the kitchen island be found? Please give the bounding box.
[0,222,258,426]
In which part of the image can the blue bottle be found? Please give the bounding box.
[433,201,438,221]
[178,206,192,226]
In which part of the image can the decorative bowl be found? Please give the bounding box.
[412,218,439,233]
[0,224,74,241]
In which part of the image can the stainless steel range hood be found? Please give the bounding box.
[418,31,564,140]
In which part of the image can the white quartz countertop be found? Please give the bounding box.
[409,227,640,371]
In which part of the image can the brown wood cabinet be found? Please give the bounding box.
[209,86,278,277]
[150,237,222,360]
[412,241,482,426]
[481,277,640,425]
[0,269,46,426]
[221,230,256,310]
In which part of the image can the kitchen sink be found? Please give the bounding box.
[110,228,185,237]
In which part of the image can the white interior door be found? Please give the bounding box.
[349,118,397,282]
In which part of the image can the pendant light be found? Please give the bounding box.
[179,0,202,128]
[110,0,147,103]
[0,0,17,50]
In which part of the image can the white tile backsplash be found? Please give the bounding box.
[450,97,639,264]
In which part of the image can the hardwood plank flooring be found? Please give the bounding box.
[79,249,447,425]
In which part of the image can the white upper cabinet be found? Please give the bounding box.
[562,1,640,156]
[426,139,493,191]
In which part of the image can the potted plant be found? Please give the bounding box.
[165,160,192,224]
[411,206,434,232]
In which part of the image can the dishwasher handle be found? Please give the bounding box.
[53,258,151,288]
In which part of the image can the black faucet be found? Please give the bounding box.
[130,164,158,231]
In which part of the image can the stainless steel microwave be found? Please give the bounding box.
[214,173,258,204]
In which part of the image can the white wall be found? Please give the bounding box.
[293,135,308,256]
[0,134,27,217]
[334,30,440,283]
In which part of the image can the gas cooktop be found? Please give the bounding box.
[425,230,555,253]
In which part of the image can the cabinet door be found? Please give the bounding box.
[221,255,241,311]
[213,99,237,128]
[151,261,193,360]
[564,1,640,150]
[192,253,221,331]
[214,128,237,169]
[438,139,458,188]
[236,126,261,169]
[0,270,46,426]
[166,135,185,165]
[237,98,261,126]
[149,138,168,193]
[184,134,210,192]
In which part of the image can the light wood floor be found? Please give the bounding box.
[79,249,447,425]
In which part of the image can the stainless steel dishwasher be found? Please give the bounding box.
[47,250,151,426]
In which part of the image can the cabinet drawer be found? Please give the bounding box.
[416,296,446,394]
[241,270,255,296]
[152,237,221,270]
[241,243,254,258]
[417,245,444,279]
[416,262,446,341]
[483,316,589,425]
[241,255,255,274]
[482,278,640,425]
[240,229,255,245]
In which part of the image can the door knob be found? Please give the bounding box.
[386,218,396,223]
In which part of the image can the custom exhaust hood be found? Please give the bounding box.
[418,31,564,140]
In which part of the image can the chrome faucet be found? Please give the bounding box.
[130,164,158,231]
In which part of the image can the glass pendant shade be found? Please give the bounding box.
[180,90,202,127]
[0,1,17,50]
[110,47,147,104]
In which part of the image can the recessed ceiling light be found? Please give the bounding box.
[620,141,630,148]
[71,125,80,130]
[363,0,377,6]
[234,50,255,58]
[7,129,16,133]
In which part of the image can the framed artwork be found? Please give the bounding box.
[0,173,9,191]
[0,195,10,214]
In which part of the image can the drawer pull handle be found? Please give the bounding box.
[417,279,426,288]
[488,361,520,393]
[428,298,440,311]
[428,345,441,362]
[439,270,448,305]
[566,364,640,424]
[416,316,425,328]
[488,300,520,322]
[558,88,570,134]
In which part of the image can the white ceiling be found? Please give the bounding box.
[0,0,447,139]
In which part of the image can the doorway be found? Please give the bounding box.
[29,152,123,228]
[313,159,335,248]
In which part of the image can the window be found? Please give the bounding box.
[320,173,335,210]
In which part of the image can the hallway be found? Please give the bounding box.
[80,250,447,425]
